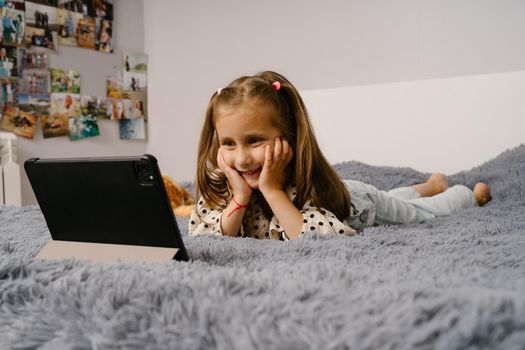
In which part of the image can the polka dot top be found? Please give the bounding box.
[189,185,356,240]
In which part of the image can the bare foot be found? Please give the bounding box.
[473,182,492,206]
[413,173,449,197]
[428,173,449,193]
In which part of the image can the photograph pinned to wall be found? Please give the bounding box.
[17,48,49,74]
[99,97,113,119]
[18,93,50,114]
[119,118,145,140]
[50,68,80,93]
[131,98,146,120]
[1,5,26,46]
[83,95,111,119]
[106,76,129,99]
[40,113,69,138]
[76,14,95,49]
[56,8,79,46]
[58,0,85,13]
[69,114,99,141]
[0,106,37,139]
[96,96,112,119]
[25,1,58,32]
[95,18,112,53]
[2,0,26,10]
[123,71,147,92]
[95,96,110,119]
[127,91,147,120]
[0,45,17,77]
[0,77,18,111]
[24,25,57,51]
[19,69,50,95]
[121,98,133,119]
[80,95,94,115]
[50,92,80,117]
[60,0,114,19]
[80,95,106,119]
[109,98,132,120]
[107,97,118,119]
[24,0,59,50]
[88,0,112,20]
[123,52,147,74]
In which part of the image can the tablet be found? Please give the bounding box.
[25,154,189,262]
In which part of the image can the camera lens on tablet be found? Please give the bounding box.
[134,160,155,185]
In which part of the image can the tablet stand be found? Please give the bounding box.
[36,240,180,263]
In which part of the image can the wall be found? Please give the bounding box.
[18,0,146,205]
[144,0,525,185]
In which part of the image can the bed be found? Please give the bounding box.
[1,144,524,349]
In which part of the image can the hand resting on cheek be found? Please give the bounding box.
[217,147,253,203]
[258,137,294,196]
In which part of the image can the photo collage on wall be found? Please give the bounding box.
[56,0,113,52]
[0,1,147,142]
[107,52,148,140]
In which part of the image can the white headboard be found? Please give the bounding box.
[301,70,525,174]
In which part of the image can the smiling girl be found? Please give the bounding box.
[189,71,490,240]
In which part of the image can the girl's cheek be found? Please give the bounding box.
[222,152,235,167]
[256,147,267,165]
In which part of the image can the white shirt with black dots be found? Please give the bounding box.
[188,185,356,240]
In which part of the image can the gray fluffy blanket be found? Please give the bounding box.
[1,145,524,350]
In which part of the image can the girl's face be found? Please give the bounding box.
[215,101,283,189]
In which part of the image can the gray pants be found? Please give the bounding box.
[343,180,478,230]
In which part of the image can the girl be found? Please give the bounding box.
[97,19,112,53]
[0,48,11,77]
[189,71,491,240]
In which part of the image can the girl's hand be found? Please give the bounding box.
[258,137,294,196]
[217,148,252,202]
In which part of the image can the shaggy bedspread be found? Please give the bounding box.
[1,145,524,350]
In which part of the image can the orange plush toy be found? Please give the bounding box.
[162,174,194,216]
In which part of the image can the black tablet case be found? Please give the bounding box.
[25,154,189,262]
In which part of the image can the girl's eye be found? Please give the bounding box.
[222,141,234,147]
[248,138,262,144]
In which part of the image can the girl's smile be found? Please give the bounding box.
[241,167,262,177]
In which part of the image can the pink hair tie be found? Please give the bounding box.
[272,81,281,91]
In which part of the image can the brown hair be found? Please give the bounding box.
[195,71,351,221]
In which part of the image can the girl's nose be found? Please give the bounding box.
[236,147,253,166]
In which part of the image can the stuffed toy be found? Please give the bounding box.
[162,174,194,216]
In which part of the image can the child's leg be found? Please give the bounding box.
[386,173,448,201]
[344,180,436,225]
[391,173,491,206]
[405,185,477,217]
[345,179,490,227]
[412,173,448,197]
